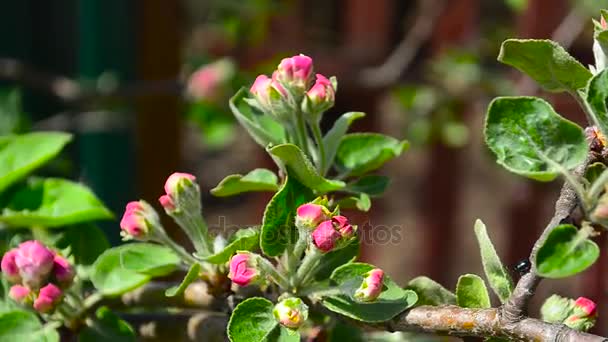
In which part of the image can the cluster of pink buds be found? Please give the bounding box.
[1,241,74,313]
[248,54,336,124]
[311,215,355,253]
[120,200,161,241]
[159,172,200,214]
[565,297,597,331]
[186,58,235,102]
[354,268,384,302]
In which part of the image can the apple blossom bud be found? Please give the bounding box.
[186,58,235,101]
[228,252,258,286]
[160,172,200,214]
[541,294,575,323]
[275,54,314,92]
[33,283,62,313]
[120,200,161,241]
[332,215,354,238]
[9,285,30,303]
[14,241,54,289]
[295,203,329,230]
[273,297,308,329]
[1,249,21,283]
[52,254,74,288]
[602,16,607,30]
[354,268,384,302]
[249,75,291,123]
[302,74,335,118]
[564,297,597,331]
[312,220,341,253]
[158,194,175,211]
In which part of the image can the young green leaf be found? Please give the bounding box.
[227,297,298,342]
[211,169,279,197]
[345,175,390,196]
[498,39,592,93]
[536,224,599,278]
[78,307,136,342]
[323,112,366,173]
[229,88,285,148]
[197,227,259,264]
[473,219,513,303]
[0,132,72,192]
[484,97,587,181]
[0,178,113,228]
[586,69,608,137]
[336,133,409,177]
[335,193,371,212]
[267,144,345,193]
[165,263,201,297]
[91,243,181,296]
[455,274,491,308]
[0,309,59,342]
[322,263,418,322]
[406,276,456,306]
[585,162,607,185]
[260,176,313,256]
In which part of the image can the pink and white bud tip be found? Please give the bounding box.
[14,241,55,289]
[354,268,384,302]
[228,252,258,286]
[295,203,329,229]
[273,297,309,329]
[275,54,314,91]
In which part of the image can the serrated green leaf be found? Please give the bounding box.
[473,219,513,303]
[456,274,491,308]
[0,178,113,228]
[498,39,592,92]
[484,97,587,181]
[336,133,408,177]
[78,306,136,342]
[0,132,71,192]
[260,176,313,256]
[268,144,345,193]
[229,88,285,148]
[586,69,608,138]
[211,169,279,197]
[165,263,201,297]
[536,224,599,278]
[197,227,259,263]
[323,112,366,173]
[406,276,456,306]
[227,297,297,342]
[91,243,180,296]
[0,310,58,342]
[323,263,418,322]
[345,175,390,196]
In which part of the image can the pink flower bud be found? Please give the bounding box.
[160,172,201,215]
[14,241,54,289]
[1,249,21,283]
[186,59,235,101]
[354,268,384,302]
[33,283,62,313]
[249,75,290,121]
[164,172,197,197]
[52,254,74,288]
[275,54,314,91]
[158,194,175,211]
[9,285,30,303]
[312,220,341,253]
[303,74,335,114]
[332,215,354,238]
[120,201,150,239]
[564,297,598,331]
[295,203,328,229]
[574,297,597,317]
[273,297,308,329]
[228,253,258,286]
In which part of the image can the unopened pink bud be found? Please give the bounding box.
[276,54,314,91]
[14,241,54,289]
[1,249,21,283]
[9,285,30,303]
[228,253,258,286]
[164,172,197,197]
[52,254,74,288]
[304,74,335,114]
[354,268,384,302]
[332,215,354,238]
[120,201,150,239]
[158,194,175,211]
[33,283,62,313]
[186,59,235,101]
[574,297,597,317]
[312,220,341,253]
[249,75,289,119]
[296,204,328,229]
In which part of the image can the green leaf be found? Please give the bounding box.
[260,176,313,256]
[165,263,201,297]
[227,297,297,342]
[323,263,418,322]
[78,307,136,342]
[336,133,409,177]
[229,88,285,148]
[497,39,592,92]
[536,224,599,278]
[456,274,491,308]
[473,219,513,303]
[0,89,27,135]
[54,224,110,266]
[0,132,71,192]
[484,97,587,181]
[585,162,607,185]
[406,276,456,306]
[314,239,359,281]
[323,112,366,172]
[586,69,608,137]
[345,175,390,196]
[211,169,279,197]
[0,178,113,228]
[197,227,259,264]
[268,144,345,193]
[90,243,181,296]
[335,194,371,212]
[0,310,59,342]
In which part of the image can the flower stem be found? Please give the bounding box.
[294,107,310,156]
[257,256,289,289]
[310,121,327,175]
[293,248,323,288]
